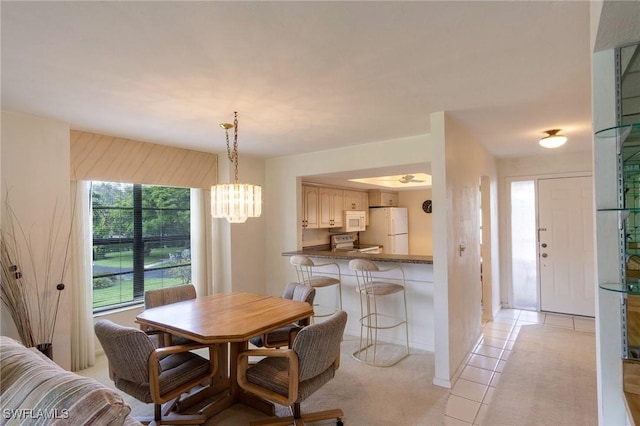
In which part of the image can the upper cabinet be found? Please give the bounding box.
[302,184,369,229]
[369,189,399,207]
[319,187,344,228]
[302,185,320,229]
[344,190,369,211]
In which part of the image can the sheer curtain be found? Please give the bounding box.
[191,188,215,296]
[69,180,94,371]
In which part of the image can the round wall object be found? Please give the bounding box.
[422,200,432,213]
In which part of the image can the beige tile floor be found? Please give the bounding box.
[443,309,596,426]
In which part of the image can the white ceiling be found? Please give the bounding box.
[0,2,634,163]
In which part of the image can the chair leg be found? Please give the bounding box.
[249,406,344,426]
[353,290,409,367]
[292,402,302,419]
[134,401,207,425]
[300,408,344,423]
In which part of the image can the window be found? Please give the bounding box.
[92,182,191,312]
[509,180,537,310]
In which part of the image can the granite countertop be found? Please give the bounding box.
[282,248,433,264]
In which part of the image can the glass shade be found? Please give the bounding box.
[539,135,567,148]
[211,183,262,223]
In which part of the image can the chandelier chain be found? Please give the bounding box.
[224,111,240,184]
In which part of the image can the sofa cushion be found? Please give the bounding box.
[0,336,134,425]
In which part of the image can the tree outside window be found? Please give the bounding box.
[91,182,191,312]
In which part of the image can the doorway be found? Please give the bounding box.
[538,176,595,317]
[509,176,595,316]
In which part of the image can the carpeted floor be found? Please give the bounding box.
[80,335,450,425]
[482,324,597,426]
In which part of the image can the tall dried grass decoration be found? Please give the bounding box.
[0,200,71,348]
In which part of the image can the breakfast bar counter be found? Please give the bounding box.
[282,248,435,352]
[281,249,433,264]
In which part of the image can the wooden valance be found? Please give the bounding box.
[70,130,217,189]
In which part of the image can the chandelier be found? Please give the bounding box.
[211,112,262,223]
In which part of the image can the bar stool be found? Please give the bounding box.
[290,255,342,320]
[349,258,409,367]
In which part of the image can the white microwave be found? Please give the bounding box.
[340,210,366,232]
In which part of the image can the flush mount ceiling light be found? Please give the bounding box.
[211,112,262,223]
[539,129,567,148]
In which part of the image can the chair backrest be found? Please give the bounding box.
[293,311,347,382]
[144,284,196,309]
[282,282,316,306]
[290,255,315,267]
[94,319,156,387]
[349,259,379,292]
[348,258,380,272]
[290,255,316,283]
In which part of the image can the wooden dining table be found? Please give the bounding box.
[135,291,314,419]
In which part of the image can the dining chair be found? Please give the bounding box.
[349,258,409,367]
[290,255,342,320]
[249,282,316,349]
[143,284,197,346]
[94,319,218,425]
[238,310,347,426]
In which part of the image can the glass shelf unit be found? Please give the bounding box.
[595,123,640,295]
[597,124,640,280]
[597,123,640,360]
[600,283,640,295]
[595,122,640,140]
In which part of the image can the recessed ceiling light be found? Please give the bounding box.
[349,173,432,188]
[539,129,567,148]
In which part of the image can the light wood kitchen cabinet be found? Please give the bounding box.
[344,190,368,211]
[344,190,369,225]
[369,189,398,207]
[319,187,344,228]
[303,185,368,229]
[302,185,319,229]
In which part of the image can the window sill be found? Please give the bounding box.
[93,302,144,317]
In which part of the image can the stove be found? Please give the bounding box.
[331,234,381,254]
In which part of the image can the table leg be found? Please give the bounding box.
[232,341,276,416]
[183,343,236,418]
[229,341,244,398]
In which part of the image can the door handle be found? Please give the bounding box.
[538,227,547,241]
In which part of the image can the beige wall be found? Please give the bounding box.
[220,155,267,294]
[399,189,433,255]
[498,150,592,178]
[0,110,72,369]
[431,111,499,387]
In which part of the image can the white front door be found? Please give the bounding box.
[538,176,595,317]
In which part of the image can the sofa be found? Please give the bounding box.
[0,336,141,425]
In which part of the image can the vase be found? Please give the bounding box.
[36,343,53,359]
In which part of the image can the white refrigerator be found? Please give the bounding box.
[360,207,409,255]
